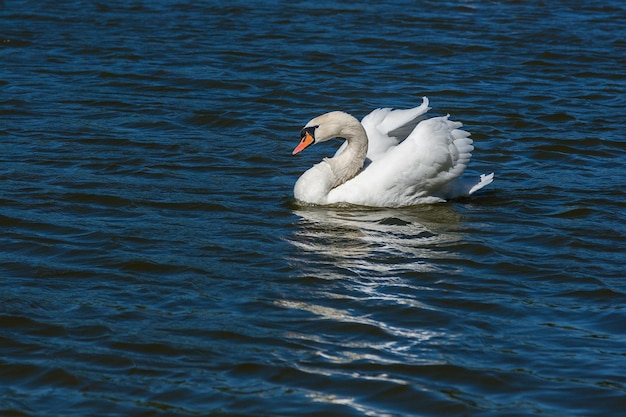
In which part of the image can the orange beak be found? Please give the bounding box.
[292,131,315,155]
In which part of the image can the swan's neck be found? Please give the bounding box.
[325,120,368,189]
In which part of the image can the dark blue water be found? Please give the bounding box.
[2,1,625,416]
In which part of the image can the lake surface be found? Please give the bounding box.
[2,1,625,416]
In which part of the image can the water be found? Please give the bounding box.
[1,1,625,415]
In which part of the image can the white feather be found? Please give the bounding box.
[293,97,494,207]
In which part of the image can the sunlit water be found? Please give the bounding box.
[2,1,625,416]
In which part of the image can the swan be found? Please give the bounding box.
[292,97,494,207]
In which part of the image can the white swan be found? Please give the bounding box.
[292,97,494,207]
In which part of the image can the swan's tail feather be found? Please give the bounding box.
[468,172,495,195]
[435,172,494,200]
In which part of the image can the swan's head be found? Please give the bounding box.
[292,111,359,155]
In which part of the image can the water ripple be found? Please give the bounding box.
[2,0,626,416]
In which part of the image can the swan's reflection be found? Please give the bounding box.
[279,205,466,394]
[288,204,464,278]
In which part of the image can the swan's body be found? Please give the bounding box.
[292,97,494,207]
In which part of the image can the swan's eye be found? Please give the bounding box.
[300,125,318,140]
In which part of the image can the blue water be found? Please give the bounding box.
[2,1,626,416]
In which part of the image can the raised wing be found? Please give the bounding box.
[361,97,431,160]
[332,97,431,160]
[327,115,475,207]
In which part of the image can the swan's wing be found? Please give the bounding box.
[327,115,477,207]
[361,96,431,160]
[332,97,431,160]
